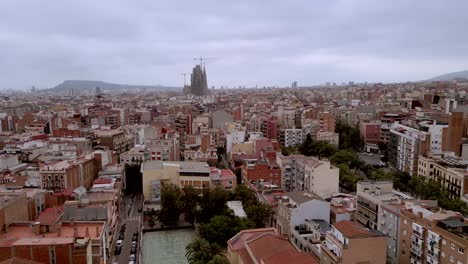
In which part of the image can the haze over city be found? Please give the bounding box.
[0,2,468,264]
[1,0,468,89]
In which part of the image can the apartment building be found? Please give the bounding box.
[95,129,130,155]
[398,207,467,264]
[241,159,281,188]
[356,181,413,230]
[276,191,330,237]
[380,200,438,264]
[321,220,387,264]
[316,131,339,146]
[276,154,339,197]
[40,157,99,192]
[0,220,107,264]
[0,191,29,231]
[389,123,430,176]
[418,155,468,200]
[278,128,303,147]
[380,113,405,144]
[360,120,381,145]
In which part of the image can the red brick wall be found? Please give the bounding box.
[0,247,12,262]
[14,245,31,260]
[55,244,71,264]
[31,245,50,263]
[242,163,281,187]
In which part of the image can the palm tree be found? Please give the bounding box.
[185,238,227,264]
[207,255,229,264]
[185,237,210,263]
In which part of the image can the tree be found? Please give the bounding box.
[148,217,156,228]
[159,183,182,224]
[199,187,229,223]
[335,121,362,151]
[199,215,255,246]
[299,134,314,156]
[329,150,363,169]
[244,201,273,228]
[230,185,257,204]
[185,238,227,264]
[185,237,210,263]
[180,186,201,224]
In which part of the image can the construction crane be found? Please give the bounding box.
[193,57,216,68]
[181,73,189,86]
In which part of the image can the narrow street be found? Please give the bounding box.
[110,194,143,264]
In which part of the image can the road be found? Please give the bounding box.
[111,194,143,264]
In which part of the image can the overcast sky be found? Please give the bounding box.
[1,0,468,89]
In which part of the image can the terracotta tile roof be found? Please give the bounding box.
[93,178,112,184]
[245,234,291,263]
[53,188,74,197]
[262,247,319,264]
[228,227,277,251]
[36,207,63,225]
[333,220,383,238]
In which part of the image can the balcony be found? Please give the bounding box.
[321,243,342,263]
[412,230,423,239]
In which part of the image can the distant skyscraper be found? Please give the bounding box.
[291,81,298,88]
[185,64,208,96]
[95,86,101,95]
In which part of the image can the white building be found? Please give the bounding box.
[276,191,330,237]
[279,129,303,147]
[389,123,429,176]
[419,120,448,155]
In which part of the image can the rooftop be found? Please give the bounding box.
[287,191,322,205]
[333,220,384,239]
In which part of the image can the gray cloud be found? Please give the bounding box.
[1,0,468,89]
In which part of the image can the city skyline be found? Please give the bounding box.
[1,0,468,89]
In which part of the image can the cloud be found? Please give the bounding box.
[0,0,467,89]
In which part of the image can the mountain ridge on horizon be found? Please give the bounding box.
[46,80,181,92]
[425,70,468,82]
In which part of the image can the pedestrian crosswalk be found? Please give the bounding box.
[127,215,140,221]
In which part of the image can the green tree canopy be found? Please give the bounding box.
[199,215,255,246]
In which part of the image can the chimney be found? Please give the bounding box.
[57,227,62,237]
[95,226,99,236]
[73,227,78,237]
[418,212,423,219]
[85,227,89,237]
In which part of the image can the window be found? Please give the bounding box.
[459,247,464,254]
[442,252,445,258]
[451,243,456,250]
[449,255,454,263]
[403,230,407,235]
[442,239,446,245]
[403,219,407,225]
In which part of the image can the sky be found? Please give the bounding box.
[1,0,468,90]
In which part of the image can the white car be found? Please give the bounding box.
[116,240,123,247]
[130,254,136,261]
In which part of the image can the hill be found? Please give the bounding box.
[46,80,180,93]
[426,70,468,82]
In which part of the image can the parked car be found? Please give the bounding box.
[130,245,136,254]
[130,254,136,261]
[116,240,123,248]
